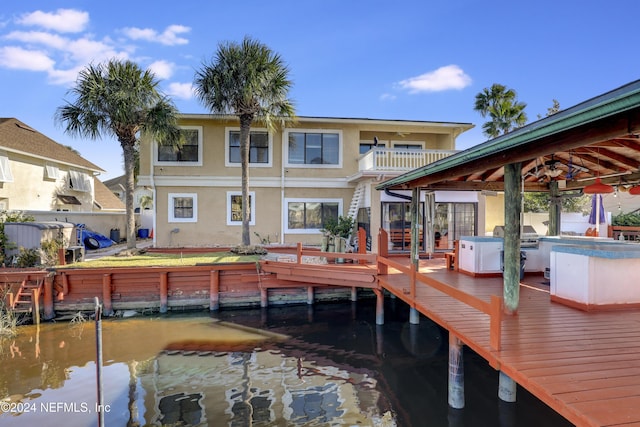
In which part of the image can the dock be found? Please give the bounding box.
[378,257,640,427]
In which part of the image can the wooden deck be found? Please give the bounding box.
[379,258,640,427]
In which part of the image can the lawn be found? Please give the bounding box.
[60,251,262,268]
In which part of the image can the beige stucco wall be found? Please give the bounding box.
[0,152,94,211]
[141,116,469,248]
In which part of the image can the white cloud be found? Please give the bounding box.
[397,65,472,93]
[0,46,54,71]
[148,60,174,80]
[48,65,84,85]
[4,30,69,50]
[17,9,89,33]
[166,82,193,99]
[121,24,190,46]
[380,93,396,101]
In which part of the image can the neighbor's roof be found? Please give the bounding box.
[0,118,104,172]
[93,177,124,211]
[376,79,640,192]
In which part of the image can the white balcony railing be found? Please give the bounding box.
[358,148,458,172]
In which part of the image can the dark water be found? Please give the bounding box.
[0,298,573,426]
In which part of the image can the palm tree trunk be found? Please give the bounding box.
[122,142,137,249]
[239,115,253,246]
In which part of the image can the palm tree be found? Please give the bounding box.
[56,59,182,249]
[474,83,527,138]
[194,36,295,245]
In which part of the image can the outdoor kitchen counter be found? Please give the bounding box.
[550,242,640,310]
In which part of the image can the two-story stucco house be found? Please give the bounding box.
[0,118,123,213]
[138,114,481,251]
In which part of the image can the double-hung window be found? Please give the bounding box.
[225,128,271,167]
[285,130,341,167]
[168,193,197,222]
[156,126,202,165]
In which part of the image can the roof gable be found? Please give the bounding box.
[0,118,104,172]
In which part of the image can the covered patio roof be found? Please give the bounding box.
[376,80,640,192]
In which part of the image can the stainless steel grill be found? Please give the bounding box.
[493,225,539,248]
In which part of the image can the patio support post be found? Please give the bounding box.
[260,288,268,308]
[504,162,522,314]
[498,371,517,402]
[448,333,465,409]
[409,187,421,325]
[548,181,561,236]
[351,287,357,302]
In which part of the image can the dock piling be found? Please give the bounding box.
[448,333,465,409]
[498,371,517,402]
[159,272,168,313]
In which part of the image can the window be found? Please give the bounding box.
[169,193,197,222]
[393,143,423,150]
[286,130,341,167]
[359,141,386,154]
[226,191,256,225]
[0,155,13,182]
[156,126,202,165]
[225,129,271,167]
[45,164,60,180]
[285,198,341,233]
[69,170,91,192]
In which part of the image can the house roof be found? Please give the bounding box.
[93,177,125,211]
[0,118,104,173]
[103,174,126,191]
[376,79,640,192]
[178,113,474,135]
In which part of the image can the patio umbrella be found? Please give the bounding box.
[588,194,606,236]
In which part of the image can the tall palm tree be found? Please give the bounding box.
[56,59,182,249]
[474,83,527,138]
[194,36,295,246]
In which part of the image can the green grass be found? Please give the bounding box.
[59,251,262,269]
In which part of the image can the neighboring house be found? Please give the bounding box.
[0,118,123,213]
[138,114,478,250]
[103,174,152,212]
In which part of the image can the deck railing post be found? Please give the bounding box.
[490,295,503,351]
[102,274,113,316]
[377,228,388,275]
[210,270,220,311]
[159,272,168,313]
[358,227,367,265]
[296,242,303,264]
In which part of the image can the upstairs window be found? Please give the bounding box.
[69,170,91,192]
[45,164,60,180]
[0,155,13,182]
[226,129,271,167]
[286,130,341,167]
[156,126,202,165]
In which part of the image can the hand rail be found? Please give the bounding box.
[376,255,503,351]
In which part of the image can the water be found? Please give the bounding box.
[0,299,573,426]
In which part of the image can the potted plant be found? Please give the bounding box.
[321,217,339,252]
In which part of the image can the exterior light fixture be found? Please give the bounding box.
[583,177,614,194]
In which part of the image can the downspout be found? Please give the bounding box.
[280,129,286,244]
[150,140,157,247]
[384,188,413,201]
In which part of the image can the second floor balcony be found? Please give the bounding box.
[358,148,459,172]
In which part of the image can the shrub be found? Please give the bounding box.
[612,212,640,226]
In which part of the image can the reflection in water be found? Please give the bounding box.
[0,300,572,426]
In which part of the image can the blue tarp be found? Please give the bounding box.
[77,224,115,249]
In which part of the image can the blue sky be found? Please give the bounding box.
[1,1,639,180]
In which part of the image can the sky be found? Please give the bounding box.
[1,1,639,180]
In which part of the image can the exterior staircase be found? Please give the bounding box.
[347,182,366,219]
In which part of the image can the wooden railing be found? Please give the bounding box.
[608,225,640,241]
[376,228,503,351]
[358,148,457,172]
